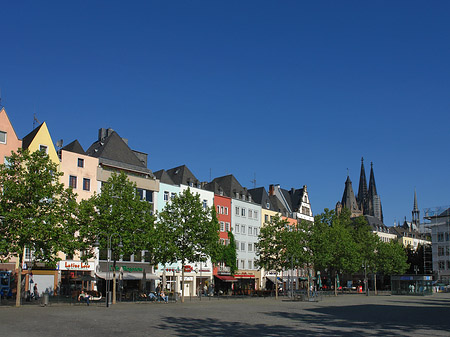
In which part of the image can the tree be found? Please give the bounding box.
[220,230,237,275]
[157,188,220,303]
[311,209,360,295]
[256,215,289,298]
[0,148,78,306]
[376,240,409,276]
[78,172,156,304]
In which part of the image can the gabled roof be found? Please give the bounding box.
[22,123,43,150]
[61,140,85,155]
[166,165,200,187]
[154,169,175,185]
[86,130,153,176]
[208,174,248,199]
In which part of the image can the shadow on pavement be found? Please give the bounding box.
[268,303,450,336]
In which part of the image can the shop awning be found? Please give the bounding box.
[266,275,282,284]
[215,275,238,282]
[95,272,159,281]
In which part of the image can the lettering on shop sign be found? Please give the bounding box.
[109,266,143,272]
[64,262,91,270]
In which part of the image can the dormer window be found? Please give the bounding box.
[219,188,223,196]
[248,195,252,202]
[235,192,239,199]
[78,158,84,168]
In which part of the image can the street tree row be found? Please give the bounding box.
[0,149,233,305]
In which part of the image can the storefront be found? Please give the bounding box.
[234,272,257,295]
[58,260,95,296]
[391,275,433,295]
[96,262,158,299]
[214,275,237,295]
[156,262,213,297]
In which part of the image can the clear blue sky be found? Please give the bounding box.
[1,1,449,226]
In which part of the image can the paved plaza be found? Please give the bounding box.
[1,293,450,336]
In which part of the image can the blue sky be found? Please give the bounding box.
[1,1,449,226]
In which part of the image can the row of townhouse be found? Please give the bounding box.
[0,107,314,298]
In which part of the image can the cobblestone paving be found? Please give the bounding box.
[1,293,449,336]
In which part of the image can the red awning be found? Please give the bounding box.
[215,275,238,282]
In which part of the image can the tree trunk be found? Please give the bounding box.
[307,273,310,301]
[374,273,377,295]
[112,260,117,304]
[334,274,337,297]
[181,263,185,303]
[275,273,279,299]
[16,260,22,307]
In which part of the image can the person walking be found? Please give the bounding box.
[33,283,39,300]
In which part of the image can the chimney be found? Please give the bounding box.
[269,184,275,196]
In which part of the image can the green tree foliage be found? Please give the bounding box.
[220,230,237,275]
[256,215,289,298]
[311,209,360,294]
[0,149,78,306]
[157,188,220,302]
[78,172,156,303]
[376,240,409,275]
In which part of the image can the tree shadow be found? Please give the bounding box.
[157,316,344,336]
[268,303,450,335]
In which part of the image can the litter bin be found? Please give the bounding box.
[42,293,49,306]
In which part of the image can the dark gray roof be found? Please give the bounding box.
[166,165,200,187]
[154,169,175,185]
[269,195,289,216]
[208,175,252,201]
[61,140,85,155]
[22,123,43,149]
[86,130,153,176]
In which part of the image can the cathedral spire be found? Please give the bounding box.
[368,162,383,222]
[357,157,369,214]
[412,188,420,229]
[341,175,361,217]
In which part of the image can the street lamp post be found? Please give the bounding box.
[363,261,369,296]
[95,233,123,307]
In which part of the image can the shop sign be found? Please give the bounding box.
[110,265,143,272]
[184,265,193,273]
[59,261,94,271]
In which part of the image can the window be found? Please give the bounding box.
[241,208,246,217]
[77,158,84,168]
[248,195,252,202]
[439,261,445,270]
[266,202,270,209]
[217,205,220,214]
[235,207,240,216]
[241,225,246,234]
[248,243,253,252]
[69,175,77,188]
[235,192,239,199]
[248,227,253,235]
[145,190,153,203]
[254,228,259,236]
[220,206,224,214]
[241,242,245,251]
[225,222,230,232]
[224,207,228,215]
[248,260,252,269]
[438,233,444,242]
[248,210,253,218]
[254,211,258,220]
[236,241,239,250]
[171,192,176,200]
[446,246,450,256]
[203,200,208,209]
[447,260,450,269]
[235,224,240,233]
[164,191,169,201]
[0,131,6,144]
[134,251,142,262]
[220,222,225,232]
[83,178,90,191]
[39,145,48,153]
[446,232,450,241]
[265,215,269,223]
[241,260,245,269]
